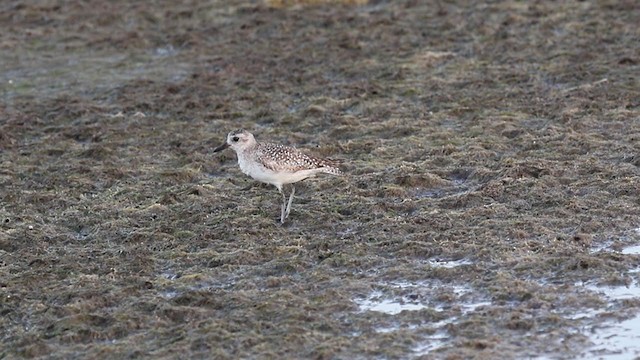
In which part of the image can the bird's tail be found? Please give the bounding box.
[320,158,344,175]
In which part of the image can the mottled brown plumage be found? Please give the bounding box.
[256,142,342,175]
[213,129,343,223]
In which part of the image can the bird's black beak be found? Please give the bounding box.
[213,142,229,152]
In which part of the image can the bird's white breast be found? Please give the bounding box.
[237,152,317,188]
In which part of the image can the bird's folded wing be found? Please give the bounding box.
[257,143,335,173]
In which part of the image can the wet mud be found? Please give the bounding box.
[1,0,639,359]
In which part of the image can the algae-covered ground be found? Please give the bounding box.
[1,0,640,359]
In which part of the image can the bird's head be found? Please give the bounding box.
[213,129,255,153]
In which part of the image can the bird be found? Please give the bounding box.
[213,129,342,223]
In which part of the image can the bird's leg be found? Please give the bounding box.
[278,185,286,223]
[285,185,295,219]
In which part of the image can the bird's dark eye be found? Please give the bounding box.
[232,136,239,142]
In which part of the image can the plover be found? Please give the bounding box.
[213,129,342,223]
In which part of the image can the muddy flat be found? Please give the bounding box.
[1,0,639,359]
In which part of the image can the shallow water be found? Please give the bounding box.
[579,242,640,358]
[355,279,492,356]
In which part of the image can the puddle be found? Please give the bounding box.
[590,228,640,255]
[588,282,640,359]
[413,330,449,356]
[576,251,640,359]
[587,315,640,359]
[357,290,428,315]
[354,280,490,356]
[584,305,640,358]
[427,258,473,269]
[161,271,180,280]
[159,290,180,299]
[622,244,640,255]
[591,242,609,254]
[587,282,640,301]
